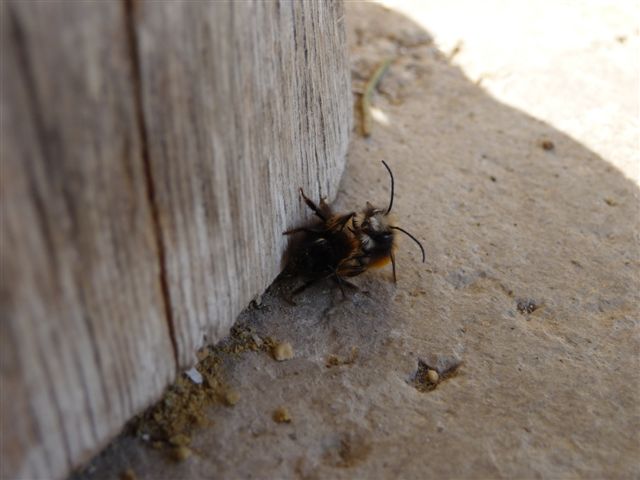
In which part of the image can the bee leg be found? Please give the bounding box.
[337,260,367,279]
[332,275,360,300]
[318,197,334,219]
[390,252,397,283]
[299,188,327,221]
[291,273,333,297]
[334,277,347,299]
[292,279,319,296]
[339,278,359,291]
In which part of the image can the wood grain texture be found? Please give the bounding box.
[133,0,352,366]
[0,2,176,478]
[1,0,350,478]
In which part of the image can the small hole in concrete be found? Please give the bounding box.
[410,356,462,392]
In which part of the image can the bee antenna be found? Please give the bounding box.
[390,226,426,262]
[381,160,394,215]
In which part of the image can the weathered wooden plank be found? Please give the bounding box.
[1,1,351,478]
[133,0,352,366]
[0,2,175,478]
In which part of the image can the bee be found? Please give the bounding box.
[350,160,426,283]
[283,161,425,298]
[282,189,365,297]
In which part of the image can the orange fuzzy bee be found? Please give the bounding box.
[350,161,426,282]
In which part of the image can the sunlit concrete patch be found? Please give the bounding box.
[377,0,640,184]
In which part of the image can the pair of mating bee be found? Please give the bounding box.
[283,161,425,298]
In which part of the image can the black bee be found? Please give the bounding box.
[283,161,425,298]
[282,189,365,297]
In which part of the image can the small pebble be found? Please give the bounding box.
[196,348,210,361]
[427,369,439,384]
[326,354,340,367]
[171,445,192,462]
[517,299,539,314]
[273,407,292,423]
[272,341,294,361]
[223,389,240,406]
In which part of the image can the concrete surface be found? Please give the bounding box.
[72,2,639,479]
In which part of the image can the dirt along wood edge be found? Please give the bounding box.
[0,1,351,479]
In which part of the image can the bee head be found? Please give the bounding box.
[354,201,393,249]
[354,161,426,262]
